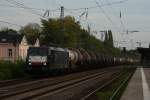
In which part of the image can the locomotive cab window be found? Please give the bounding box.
[28,47,48,56]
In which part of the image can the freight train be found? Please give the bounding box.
[26,46,138,74]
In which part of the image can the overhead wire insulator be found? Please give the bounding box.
[43,10,50,17]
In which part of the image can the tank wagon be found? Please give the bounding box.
[26,46,137,74]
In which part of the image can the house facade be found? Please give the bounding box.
[19,36,29,60]
[0,43,19,62]
[0,31,39,62]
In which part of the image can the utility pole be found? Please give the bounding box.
[60,6,64,19]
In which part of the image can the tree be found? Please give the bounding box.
[107,30,114,48]
[20,23,41,44]
[40,16,106,52]
[103,30,114,48]
[104,31,108,46]
[41,16,80,47]
[40,16,118,53]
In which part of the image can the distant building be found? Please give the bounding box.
[0,31,39,62]
[137,47,150,66]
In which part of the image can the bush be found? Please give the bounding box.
[0,60,28,80]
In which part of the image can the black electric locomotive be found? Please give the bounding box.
[26,47,69,73]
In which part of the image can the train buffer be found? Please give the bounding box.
[121,67,150,100]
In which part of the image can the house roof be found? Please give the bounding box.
[0,31,23,44]
[0,31,40,46]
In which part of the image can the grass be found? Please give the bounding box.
[0,60,29,80]
[96,67,136,100]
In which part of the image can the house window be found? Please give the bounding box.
[8,49,12,57]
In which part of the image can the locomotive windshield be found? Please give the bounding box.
[28,47,48,56]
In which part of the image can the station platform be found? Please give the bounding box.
[121,67,150,100]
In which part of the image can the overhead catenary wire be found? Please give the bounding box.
[105,0,120,18]
[0,0,128,32]
[4,0,44,17]
[64,8,83,22]
[104,0,126,34]
[0,4,60,12]
[94,0,121,31]
[60,0,128,18]
[1,0,128,19]
[64,0,128,11]
[0,20,23,27]
[0,0,126,12]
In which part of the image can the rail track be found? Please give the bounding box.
[81,70,125,100]
[32,69,121,100]
[82,67,135,100]
[0,78,36,88]
[0,67,123,100]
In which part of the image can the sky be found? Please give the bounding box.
[0,0,150,49]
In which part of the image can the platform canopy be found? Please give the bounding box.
[137,47,150,54]
[137,47,150,65]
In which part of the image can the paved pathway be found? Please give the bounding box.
[121,67,150,100]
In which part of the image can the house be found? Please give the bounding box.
[0,31,39,62]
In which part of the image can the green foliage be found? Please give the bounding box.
[0,61,12,80]
[108,30,114,47]
[80,32,104,52]
[40,16,105,52]
[40,16,125,54]
[0,16,125,56]
[1,16,125,56]
[104,30,114,48]
[20,23,41,44]
[40,16,80,48]
[0,60,27,80]
[104,31,108,46]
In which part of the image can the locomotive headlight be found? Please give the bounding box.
[28,62,31,65]
[28,57,32,62]
[43,62,47,65]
